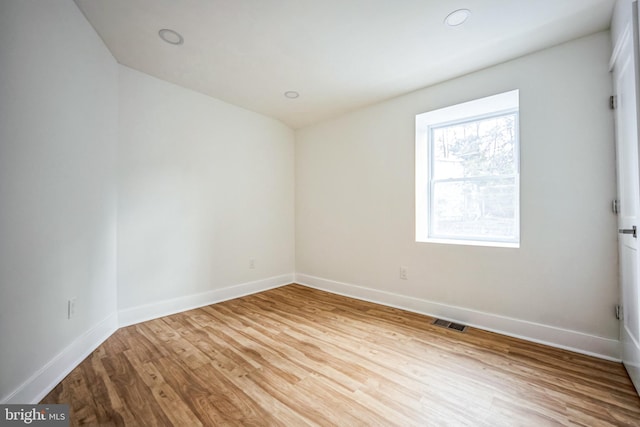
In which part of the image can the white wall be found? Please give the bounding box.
[117,66,295,318]
[296,31,618,356]
[0,0,118,403]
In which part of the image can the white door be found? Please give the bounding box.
[613,6,640,395]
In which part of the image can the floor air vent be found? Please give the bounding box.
[432,318,467,332]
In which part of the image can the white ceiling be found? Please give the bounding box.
[74,0,615,129]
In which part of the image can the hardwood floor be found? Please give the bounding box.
[42,284,640,426]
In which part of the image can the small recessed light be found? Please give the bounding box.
[159,28,184,45]
[444,9,471,27]
[284,91,300,99]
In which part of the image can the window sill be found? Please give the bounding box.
[417,237,519,249]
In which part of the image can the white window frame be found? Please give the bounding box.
[415,90,520,248]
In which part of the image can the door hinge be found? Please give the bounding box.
[613,199,619,214]
[616,304,622,320]
[610,95,617,110]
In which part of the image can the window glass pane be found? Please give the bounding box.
[432,177,517,241]
[432,114,517,180]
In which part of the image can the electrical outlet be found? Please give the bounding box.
[68,298,77,319]
[249,258,256,269]
[400,266,408,280]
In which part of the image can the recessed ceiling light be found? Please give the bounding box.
[444,9,471,27]
[159,28,184,45]
[284,91,300,99]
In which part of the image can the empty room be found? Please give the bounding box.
[2,0,640,425]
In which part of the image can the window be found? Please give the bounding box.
[416,90,520,247]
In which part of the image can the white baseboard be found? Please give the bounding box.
[295,273,620,361]
[4,272,618,405]
[1,313,118,404]
[118,274,294,327]
[2,275,293,405]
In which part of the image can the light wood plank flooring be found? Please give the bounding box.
[42,284,640,426]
